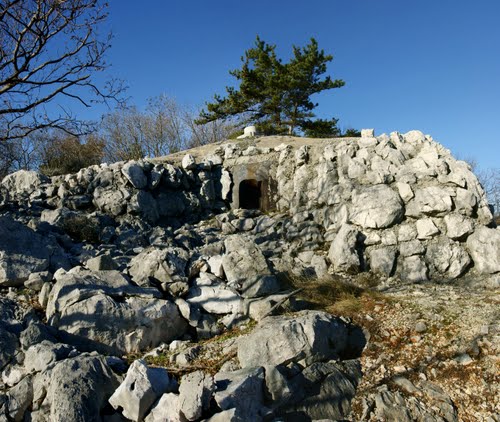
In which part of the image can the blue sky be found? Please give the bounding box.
[88,0,499,168]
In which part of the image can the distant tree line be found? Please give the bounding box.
[0,94,241,177]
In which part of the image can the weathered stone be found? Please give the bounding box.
[426,239,471,279]
[45,355,120,422]
[178,370,214,421]
[1,170,48,197]
[406,187,453,217]
[122,161,148,189]
[264,365,293,407]
[24,341,73,373]
[279,360,361,421]
[24,271,52,291]
[400,256,428,282]
[46,268,187,354]
[186,279,243,315]
[128,246,188,287]
[85,254,118,271]
[109,360,175,422]
[328,224,360,273]
[395,182,414,203]
[350,185,404,229]
[0,216,58,287]
[181,154,196,170]
[416,218,440,239]
[399,240,425,257]
[221,235,279,298]
[144,393,183,422]
[444,213,474,240]
[238,311,348,368]
[368,247,396,276]
[467,227,500,274]
[214,367,266,419]
[7,375,32,422]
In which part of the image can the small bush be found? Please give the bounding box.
[61,214,100,243]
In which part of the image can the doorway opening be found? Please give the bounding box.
[239,179,261,209]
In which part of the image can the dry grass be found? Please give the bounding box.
[282,272,390,320]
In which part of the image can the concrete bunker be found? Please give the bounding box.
[230,162,277,212]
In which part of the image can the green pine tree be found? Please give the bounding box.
[197,37,344,135]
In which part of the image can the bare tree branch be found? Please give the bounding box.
[0,0,125,142]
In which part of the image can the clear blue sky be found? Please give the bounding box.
[90,0,499,169]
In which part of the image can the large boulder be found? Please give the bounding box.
[221,235,279,298]
[128,246,189,288]
[350,185,404,229]
[328,224,361,273]
[41,355,121,422]
[109,360,175,422]
[237,311,349,368]
[1,170,48,197]
[121,161,148,189]
[0,216,65,287]
[277,360,362,421]
[405,186,453,217]
[46,268,188,354]
[467,227,500,274]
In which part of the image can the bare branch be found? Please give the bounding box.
[0,0,125,142]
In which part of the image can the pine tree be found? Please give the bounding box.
[197,37,344,135]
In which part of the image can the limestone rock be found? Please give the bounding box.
[426,238,471,279]
[278,360,362,421]
[46,268,187,354]
[444,213,474,240]
[145,393,183,422]
[368,247,396,276]
[406,187,453,217]
[238,311,348,368]
[45,355,121,422]
[350,185,404,229]
[416,218,440,239]
[122,161,147,189]
[109,360,175,422]
[400,255,428,282]
[328,224,360,273]
[85,254,118,271]
[182,154,196,170]
[221,235,279,298]
[186,280,243,315]
[467,227,500,274]
[0,216,60,287]
[1,170,48,197]
[6,375,32,422]
[178,370,214,421]
[128,247,188,287]
[214,367,266,419]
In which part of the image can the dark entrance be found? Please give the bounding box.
[239,179,262,209]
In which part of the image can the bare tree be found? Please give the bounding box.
[0,0,124,142]
[477,167,500,217]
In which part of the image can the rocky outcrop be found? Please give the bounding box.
[46,267,188,354]
[0,130,498,421]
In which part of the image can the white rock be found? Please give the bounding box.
[467,227,500,274]
[181,154,196,170]
[395,182,414,203]
[328,224,360,273]
[444,213,474,240]
[178,370,214,421]
[361,128,375,138]
[109,360,175,422]
[416,218,440,239]
[350,185,404,229]
[145,393,183,422]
